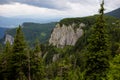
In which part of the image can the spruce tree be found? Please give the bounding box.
[11,26,27,80]
[13,26,26,53]
[0,41,12,80]
[0,43,4,53]
[31,39,45,80]
[34,39,41,56]
[85,0,111,80]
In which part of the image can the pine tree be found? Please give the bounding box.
[11,26,27,80]
[0,41,12,80]
[31,39,45,80]
[34,39,41,57]
[13,26,26,53]
[0,43,3,53]
[85,0,111,80]
[26,47,31,80]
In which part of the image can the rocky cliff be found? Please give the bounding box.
[49,23,85,47]
[4,34,14,45]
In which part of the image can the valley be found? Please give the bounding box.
[0,0,120,80]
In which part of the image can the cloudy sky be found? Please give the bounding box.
[0,0,120,19]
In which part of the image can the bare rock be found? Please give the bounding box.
[4,34,14,45]
[49,23,85,48]
[52,54,60,62]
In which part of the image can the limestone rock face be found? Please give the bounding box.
[49,23,85,47]
[4,34,14,45]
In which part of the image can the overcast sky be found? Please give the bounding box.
[0,0,120,19]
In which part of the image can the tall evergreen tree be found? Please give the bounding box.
[34,39,41,56]
[13,26,26,53]
[30,39,45,80]
[26,47,31,80]
[11,26,27,80]
[84,0,111,80]
[0,41,12,80]
[0,43,3,53]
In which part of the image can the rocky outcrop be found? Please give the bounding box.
[4,34,14,45]
[49,23,85,47]
[52,54,60,62]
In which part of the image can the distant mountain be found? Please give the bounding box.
[0,16,60,28]
[106,8,120,19]
[6,22,56,45]
[0,27,8,39]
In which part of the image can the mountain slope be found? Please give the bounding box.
[49,15,120,48]
[6,22,56,45]
[106,8,120,19]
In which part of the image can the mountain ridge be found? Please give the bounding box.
[5,22,56,45]
[106,8,120,19]
[49,15,120,48]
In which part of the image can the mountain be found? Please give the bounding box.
[106,8,120,19]
[0,27,8,39]
[0,8,120,28]
[0,16,60,28]
[6,22,56,45]
[44,14,120,68]
[49,23,85,48]
[49,15,120,48]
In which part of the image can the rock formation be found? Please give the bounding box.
[52,54,60,62]
[49,23,85,47]
[4,34,14,45]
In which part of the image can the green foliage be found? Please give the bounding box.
[11,26,28,80]
[110,20,120,42]
[30,40,45,80]
[72,16,119,53]
[59,16,96,27]
[13,26,26,53]
[6,22,56,46]
[34,39,41,53]
[44,45,58,64]
[107,54,120,80]
[0,43,3,53]
[30,57,45,80]
[44,45,73,64]
[84,1,111,80]
[0,41,12,80]
[0,1,120,80]
[59,14,119,29]
[0,25,47,80]
[4,41,12,54]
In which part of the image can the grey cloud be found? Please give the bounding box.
[0,0,98,10]
[0,0,11,4]
[69,0,120,8]
[0,0,120,10]
[105,0,120,9]
[69,0,98,5]
[0,0,70,10]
